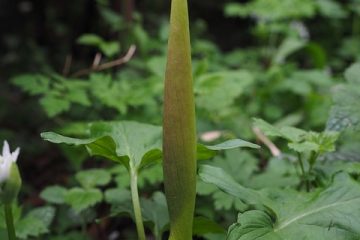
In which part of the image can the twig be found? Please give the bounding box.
[253,126,281,157]
[92,53,102,68]
[62,54,72,76]
[71,45,136,77]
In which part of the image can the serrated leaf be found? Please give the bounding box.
[141,192,169,237]
[76,169,111,188]
[254,118,315,144]
[16,216,48,239]
[224,0,316,20]
[253,118,283,138]
[327,63,360,131]
[195,70,254,112]
[213,191,246,211]
[344,62,360,84]
[288,141,319,153]
[64,188,103,213]
[40,185,68,204]
[65,88,91,106]
[12,74,50,95]
[40,95,70,117]
[306,131,339,154]
[279,126,306,142]
[27,206,55,228]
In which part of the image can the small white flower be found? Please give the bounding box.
[0,141,20,184]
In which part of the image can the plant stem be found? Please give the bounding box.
[4,204,16,240]
[297,153,309,192]
[130,167,146,240]
[308,152,319,173]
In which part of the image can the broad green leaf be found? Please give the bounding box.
[41,132,125,165]
[197,139,260,161]
[193,216,225,236]
[76,169,111,188]
[40,186,68,204]
[228,173,360,239]
[41,121,162,170]
[200,165,360,240]
[199,165,268,207]
[197,144,217,160]
[64,188,103,213]
[249,157,299,189]
[204,139,260,150]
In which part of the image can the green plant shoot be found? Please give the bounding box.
[163,0,196,239]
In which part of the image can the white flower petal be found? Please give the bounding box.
[0,157,12,183]
[12,147,20,162]
[2,140,10,160]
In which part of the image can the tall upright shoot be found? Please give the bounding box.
[163,0,196,239]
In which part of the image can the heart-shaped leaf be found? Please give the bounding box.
[41,121,162,170]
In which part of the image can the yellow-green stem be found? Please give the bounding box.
[163,0,197,239]
[130,167,146,240]
[4,204,16,240]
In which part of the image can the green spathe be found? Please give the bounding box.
[163,0,196,239]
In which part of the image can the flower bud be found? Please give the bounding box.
[0,141,21,204]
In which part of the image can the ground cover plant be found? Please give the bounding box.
[1,0,360,239]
